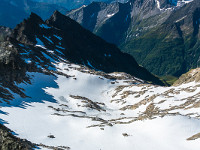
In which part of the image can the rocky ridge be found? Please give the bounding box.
[5,10,164,91]
[0,124,35,150]
[0,27,12,42]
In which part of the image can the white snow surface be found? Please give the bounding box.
[107,13,115,18]
[39,24,52,29]
[1,57,200,149]
[36,37,47,49]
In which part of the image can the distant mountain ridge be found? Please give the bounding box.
[67,0,199,77]
[67,0,194,45]
[32,0,129,9]
[0,0,130,28]
[0,0,67,28]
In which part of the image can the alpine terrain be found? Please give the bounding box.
[0,9,200,150]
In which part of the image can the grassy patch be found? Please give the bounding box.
[160,75,178,85]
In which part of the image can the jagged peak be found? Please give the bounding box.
[29,12,43,22]
[13,12,44,31]
[46,10,82,31]
[48,10,67,22]
[19,12,44,27]
[11,12,45,44]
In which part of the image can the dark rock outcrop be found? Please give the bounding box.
[0,27,12,42]
[0,124,35,150]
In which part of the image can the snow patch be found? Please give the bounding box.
[39,24,51,29]
[53,35,62,40]
[107,13,115,18]
[35,37,46,49]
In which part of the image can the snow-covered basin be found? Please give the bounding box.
[0,62,200,149]
[1,105,200,150]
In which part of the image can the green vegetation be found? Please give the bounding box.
[121,18,200,77]
[160,75,178,85]
[121,24,186,76]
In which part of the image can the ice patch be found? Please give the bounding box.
[24,59,32,64]
[36,37,46,49]
[87,60,96,70]
[104,54,111,57]
[41,52,55,62]
[53,35,62,40]
[107,13,115,18]
[39,24,51,29]
[43,35,53,44]
[56,45,65,50]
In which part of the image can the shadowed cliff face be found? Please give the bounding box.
[0,11,165,104]
[14,11,164,85]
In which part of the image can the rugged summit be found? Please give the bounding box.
[8,11,164,86]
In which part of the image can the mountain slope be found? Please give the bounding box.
[67,1,132,45]
[66,0,179,45]
[10,11,164,85]
[2,56,200,150]
[122,0,200,76]
[67,0,199,78]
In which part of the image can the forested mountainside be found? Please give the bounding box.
[67,0,199,78]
